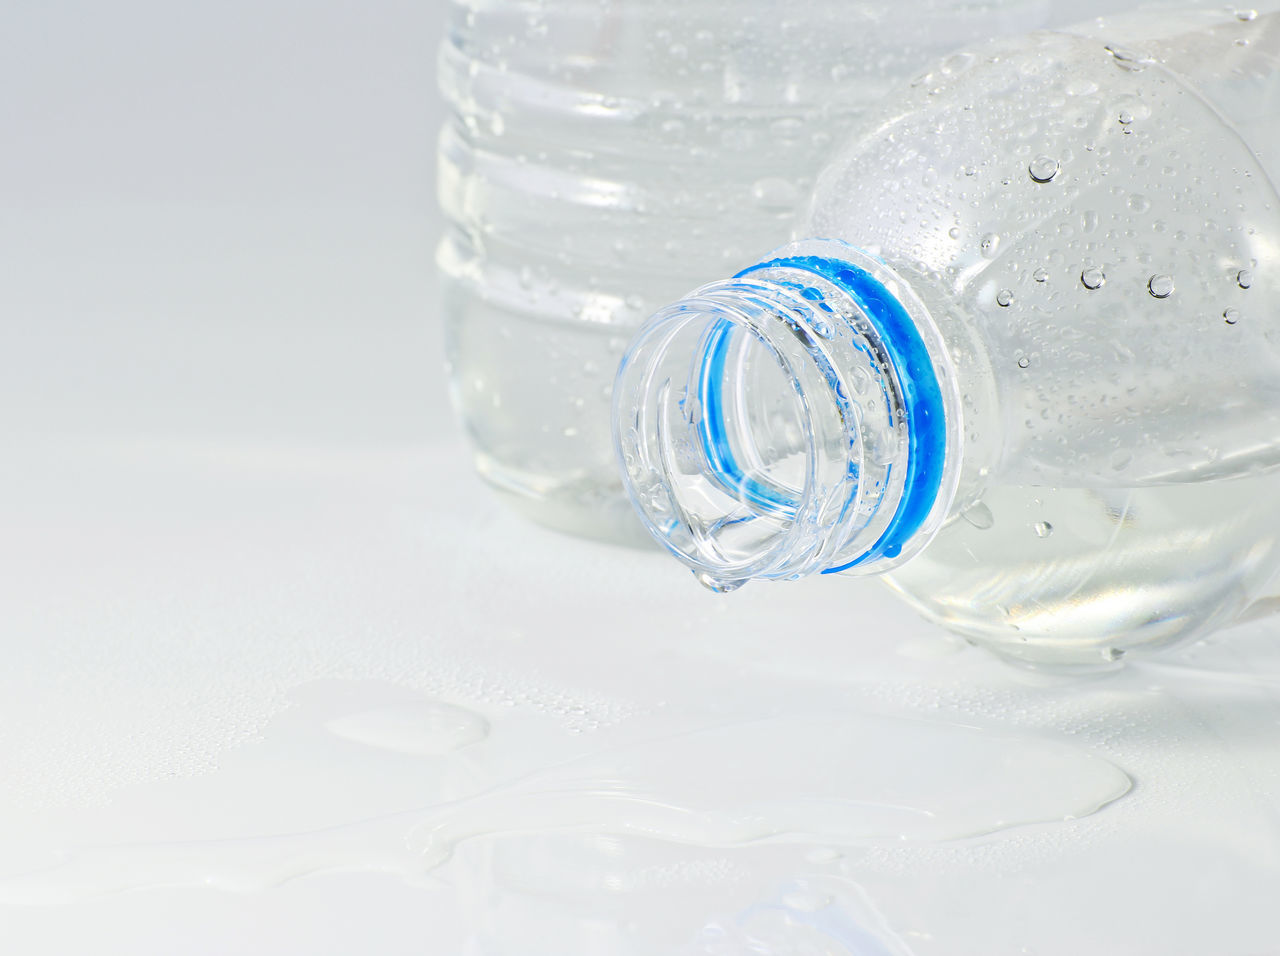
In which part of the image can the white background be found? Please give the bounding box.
[3,3,1280,954]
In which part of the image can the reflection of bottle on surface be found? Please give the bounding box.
[615,9,1280,665]
[438,0,1082,543]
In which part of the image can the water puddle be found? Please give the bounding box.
[0,709,1129,904]
[325,700,489,756]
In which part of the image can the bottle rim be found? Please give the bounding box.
[613,240,962,588]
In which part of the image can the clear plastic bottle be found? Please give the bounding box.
[436,0,1111,543]
[614,7,1280,666]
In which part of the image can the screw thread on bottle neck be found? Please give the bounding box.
[614,240,960,589]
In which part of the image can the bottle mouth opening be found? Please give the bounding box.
[614,240,959,589]
[613,281,866,587]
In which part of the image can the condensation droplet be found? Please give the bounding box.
[695,571,745,593]
[961,501,994,530]
[1081,267,1106,290]
[980,233,1000,258]
[1028,155,1060,183]
[849,366,872,395]
[1236,8,1258,21]
[1147,274,1174,298]
[1034,521,1054,538]
[683,395,702,425]
[1017,355,1030,369]
[1105,46,1147,71]
[995,289,1013,308]
[1033,268,1049,283]
[1224,308,1241,325]
[1118,110,1134,125]
[949,226,962,239]
[1237,269,1254,290]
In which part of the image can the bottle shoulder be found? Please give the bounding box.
[803,21,1280,489]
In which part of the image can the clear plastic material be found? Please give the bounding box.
[438,0,1114,543]
[615,8,1280,665]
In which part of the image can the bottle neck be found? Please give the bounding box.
[613,239,960,590]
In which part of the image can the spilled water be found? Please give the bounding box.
[325,700,490,756]
[0,694,1128,905]
[409,713,1128,865]
[8,437,1280,953]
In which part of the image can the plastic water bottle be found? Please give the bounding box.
[614,7,1280,666]
[437,0,1110,543]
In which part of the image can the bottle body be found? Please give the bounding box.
[439,0,1084,542]
[615,9,1280,664]
[886,477,1280,665]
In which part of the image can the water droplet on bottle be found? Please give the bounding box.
[1105,46,1147,72]
[1147,274,1174,298]
[996,289,1014,307]
[1102,647,1126,662]
[1118,110,1134,126]
[1224,308,1241,325]
[961,501,994,530]
[1017,355,1030,369]
[949,226,961,239]
[695,571,745,593]
[1081,267,1106,290]
[1033,268,1049,283]
[855,370,886,405]
[1237,269,1253,289]
[963,165,977,177]
[1034,521,1053,538]
[683,395,702,425]
[941,51,976,75]
[1235,8,1258,21]
[980,233,1000,258]
[1028,155,1059,183]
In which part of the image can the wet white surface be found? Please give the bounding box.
[5,416,1280,953]
[4,1,1280,953]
